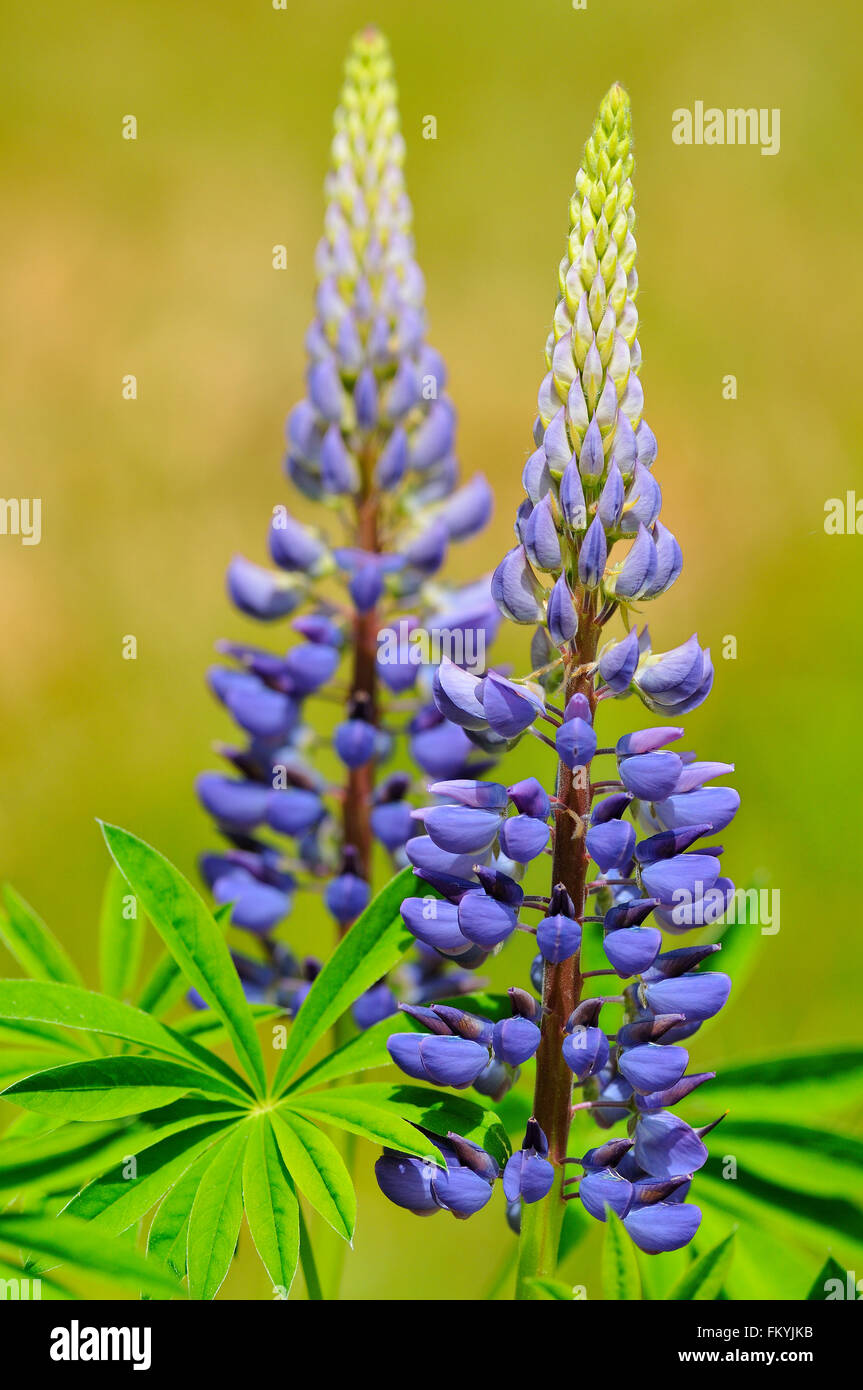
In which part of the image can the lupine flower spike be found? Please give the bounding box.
[381,85,739,1274]
[198,28,499,1023]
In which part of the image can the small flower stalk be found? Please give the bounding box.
[198,28,498,1023]
[380,85,739,1282]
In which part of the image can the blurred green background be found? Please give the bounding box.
[1,0,861,1298]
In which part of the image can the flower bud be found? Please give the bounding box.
[577,514,607,588]
[547,573,579,646]
[556,715,598,770]
[618,1042,689,1095]
[537,911,582,964]
[603,925,662,976]
[508,777,551,819]
[491,545,547,624]
[386,1033,490,1088]
[586,819,636,872]
[492,1016,541,1066]
[413,804,502,855]
[498,814,551,864]
[457,889,518,948]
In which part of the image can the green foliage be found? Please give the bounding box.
[806,1254,850,1300]
[523,1276,575,1300]
[0,1213,183,1298]
[668,1230,736,1300]
[0,827,859,1301]
[0,829,503,1299]
[270,863,432,1094]
[601,1209,642,1300]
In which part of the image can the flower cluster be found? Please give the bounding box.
[377,85,740,1256]
[197,28,498,1024]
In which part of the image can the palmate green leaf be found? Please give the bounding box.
[173,1003,280,1045]
[698,1159,863,1263]
[0,1253,71,1300]
[101,823,266,1096]
[601,1209,642,1301]
[136,951,187,1018]
[0,1213,183,1298]
[0,1047,82,1086]
[242,1116,300,1296]
[806,1255,851,1300]
[98,864,145,1001]
[0,1120,139,1202]
[687,1046,863,1121]
[694,1190,822,1300]
[187,1122,250,1300]
[2,1055,247,1121]
[286,1010,423,1095]
[0,885,83,987]
[136,903,234,1019]
[668,1229,736,1300]
[272,865,435,1095]
[702,1118,863,1198]
[0,980,252,1098]
[0,1017,91,1055]
[270,1110,355,1243]
[314,1082,511,1167]
[147,1150,213,1284]
[286,992,513,1096]
[283,1091,447,1162]
[63,1119,236,1236]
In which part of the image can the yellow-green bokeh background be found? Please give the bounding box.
[1,0,861,1298]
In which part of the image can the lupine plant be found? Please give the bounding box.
[0,47,862,1307]
[382,84,740,1289]
[196,26,499,1028]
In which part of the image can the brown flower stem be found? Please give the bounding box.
[515,606,600,1298]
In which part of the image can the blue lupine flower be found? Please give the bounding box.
[480,672,546,738]
[493,1016,542,1066]
[577,514,607,588]
[585,819,636,872]
[413,804,503,855]
[457,889,519,948]
[491,546,547,624]
[196,28,499,1029]
[632,1110,708,1180]
[547,573,578,646]
[579,1168,634,1221]
[508,777,551,819]
[387,1032,490,1089]
[394,83,739,1256]
[642,971,732,1022]
[603,925,662,976]
[562,1002,610,1080]
[623,1201,702,1254]
[618,751,684,800]
[618,1042,689,1095]
[428,779,509,810]
[325,863,371,925]
[498,814,551,864]
[503,1121,555,1204]
[556,716,597,769]
[400,896,473,955]
[598,626,640,693]
[375,1131,498,1219]
[536,887,582,964]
